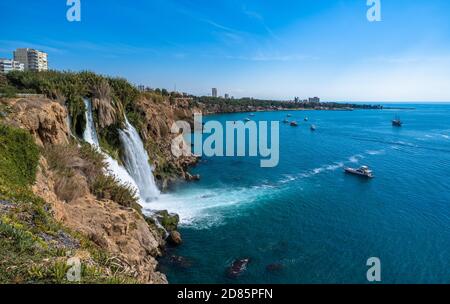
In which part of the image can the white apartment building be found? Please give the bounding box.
[0,58,25,74]
[13,48,48,71]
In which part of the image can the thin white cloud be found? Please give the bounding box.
[241,5,279,41]
[225,53,318,62]
[0,40,65,54]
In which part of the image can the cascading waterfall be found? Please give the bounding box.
[82,98,166,236]
[83,99,100,147]
[82,99,140,196]
[119,118,160,203]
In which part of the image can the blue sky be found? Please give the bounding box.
[1,0,450,101]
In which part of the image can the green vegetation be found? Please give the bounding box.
[189,96,382,112]
[1,70,139,141]
[0,124,39,188]
[0,123,140,283]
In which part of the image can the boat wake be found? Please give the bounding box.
[279,149,385,185]
[365,149,385,155]
[349,154,365,163]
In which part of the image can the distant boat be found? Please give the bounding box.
[304,117,309,122]
[244,118,251,122]
[392,116,402,127]
[310,125,316,131]
[344,166,374,178]
[290,121,298,127]
[249,113,255,117]
[282,118,289,124]
[287,114,292,117]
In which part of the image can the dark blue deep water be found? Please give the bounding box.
[154,104,450,283]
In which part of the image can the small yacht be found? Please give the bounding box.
[310,124,316,131]
[290,121,299,127]
[244,118,251,122]
[282,118,289,124]
[344,166,374,178]
[287,114,292,117]
[304,117,309,122]
[249,113,255,117]
[392,116,402,127]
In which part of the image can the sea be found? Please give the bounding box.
[151,103,450,283]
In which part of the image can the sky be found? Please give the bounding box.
[1,0,450,101]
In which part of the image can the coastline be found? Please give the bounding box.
[0,70,384,284]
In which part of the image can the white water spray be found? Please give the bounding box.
[82,99,140,195]
[119,118,160,202]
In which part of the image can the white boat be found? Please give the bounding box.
[344,166,374,178]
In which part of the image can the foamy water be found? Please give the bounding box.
[146,186,275,229]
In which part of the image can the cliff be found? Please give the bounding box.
[0,96,167,283]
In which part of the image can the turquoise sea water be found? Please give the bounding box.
[155,104,450,283]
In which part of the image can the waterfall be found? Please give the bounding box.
[82,99,140,196]
[119,118,160,202]
[83,99,99,147]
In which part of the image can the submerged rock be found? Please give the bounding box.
[168,255,192,269]
[226,258,250,279]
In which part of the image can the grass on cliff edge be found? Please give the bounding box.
[0,123,140,284]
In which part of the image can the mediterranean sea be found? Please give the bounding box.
[153,103,450,283]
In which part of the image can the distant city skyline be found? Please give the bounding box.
[1,0,450,101]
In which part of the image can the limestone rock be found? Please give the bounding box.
[3,97,69,146]
[169,230,182,246]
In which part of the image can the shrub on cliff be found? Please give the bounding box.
[0,124,39,189]
[92,174,138,209]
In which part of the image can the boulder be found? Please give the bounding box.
[186,173,200,181]
[169,230,182,246]
[226,258,250,279]
[168,255,192,269]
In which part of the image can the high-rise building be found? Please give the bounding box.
[0,58,25,74]
[14,48,48,71]
[308,97,320,103]
[224,93,229,99]
[212,88,218,98]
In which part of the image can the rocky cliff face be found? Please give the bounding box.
[1,96,168,283]
[4,97,69,146]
